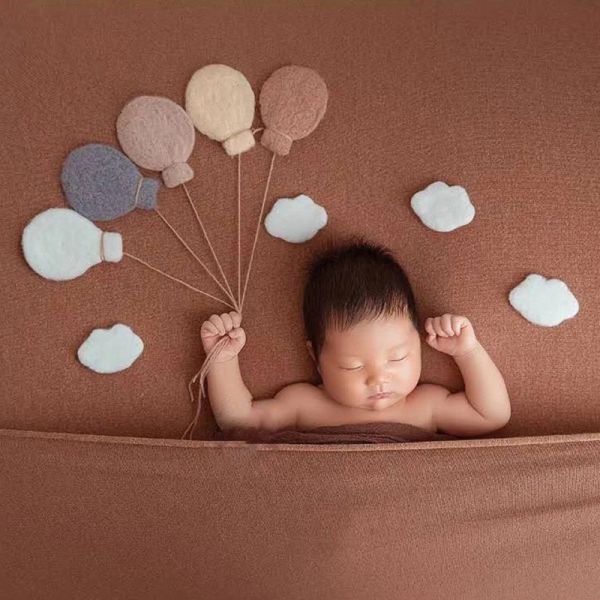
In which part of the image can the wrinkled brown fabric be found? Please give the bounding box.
[218,421,460,443]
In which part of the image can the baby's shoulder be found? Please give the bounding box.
[276,381,324,404]
[412,382,450,400]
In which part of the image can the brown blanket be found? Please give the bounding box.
[216,421,460,443]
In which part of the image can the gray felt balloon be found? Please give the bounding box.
[61,143,160,221]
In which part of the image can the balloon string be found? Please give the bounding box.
[181,183,239,311]
[240,152,276,312]
[181,336,230,440]
[183,127,266,440]
[123,252,236,309]
[99,232,105,262]
[154,208,238,308]
[237,153,242,307]
[134,176,143,207]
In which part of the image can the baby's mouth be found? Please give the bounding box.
[368,392,392,400]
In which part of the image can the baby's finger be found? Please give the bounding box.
[441,314,454,336]
[209,314,225,335]
[433,318,448,337]
[424,319,435,336]
[451,315,464,335]
[201,321,217,336]
[221,312,233,331]
[230,311,242,328]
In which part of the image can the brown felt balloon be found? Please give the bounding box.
[116,96,196,188]
[259,65,328,156]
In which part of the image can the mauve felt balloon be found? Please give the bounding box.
[116,96,195,188]
[259,65,328,156]
[185,64,256,157]
[61,143,159,222]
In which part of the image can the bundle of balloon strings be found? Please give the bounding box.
[181,64,328,440]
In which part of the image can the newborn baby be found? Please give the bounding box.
[201,239,511,438]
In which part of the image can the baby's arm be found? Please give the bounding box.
[453,343,511,424]
[426,314,511,437]
[202,312,299,432]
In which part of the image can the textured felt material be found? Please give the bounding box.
[185,64,256,156]
[259,65,328,156]
[410,180,475,232]
[21,208,123,281]
[264,193,328,243]
[509,274,579,327]
[61,143,159,221]
[116,96,195,188]
[77,323,144,374]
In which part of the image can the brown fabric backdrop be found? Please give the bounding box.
[1,0,598,441]
[3,428,600,600]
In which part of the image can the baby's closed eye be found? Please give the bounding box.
[341,357,407,370]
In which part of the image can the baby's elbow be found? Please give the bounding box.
[216,408,257,433]
[249,397,298,432]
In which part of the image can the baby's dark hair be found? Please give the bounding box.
[303,235,419,362]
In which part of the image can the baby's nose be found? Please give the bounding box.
[366,369,388,386]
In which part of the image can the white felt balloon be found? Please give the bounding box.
[509,274,579,327]
[22,208,122,281]
[264,194,328,243]
[411,181,475,232]
[185,64,256,156]
[78,324,144,374]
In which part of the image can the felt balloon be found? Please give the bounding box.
[61,143,159,221]
[22,208,123,281]
[185,64,256,157]
[117,96,195,188]
[259,65,328,156]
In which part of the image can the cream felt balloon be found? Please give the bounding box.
[22,208,123,281]
[185,64,256,157]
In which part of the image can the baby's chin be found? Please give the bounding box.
[334,393,405,412]
[362,395,404,411]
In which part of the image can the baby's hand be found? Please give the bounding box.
[424,314,479,357]
[200,311,246,363]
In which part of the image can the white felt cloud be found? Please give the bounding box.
[77,324,144,374]
[264,194,328,243]
[509,274,579,327]
[22,208,122,281]
[410,181,475,232]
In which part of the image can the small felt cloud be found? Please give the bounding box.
[77,324,144,374]
[509,274,579,327]
[410,181,475,232]
[264,194,328,243]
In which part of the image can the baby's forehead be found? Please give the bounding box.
[322,314,415,352]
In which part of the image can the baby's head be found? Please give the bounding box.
[303,237,421,411]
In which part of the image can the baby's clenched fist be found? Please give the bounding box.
[200,311,246,363]
[424,314,479,357]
